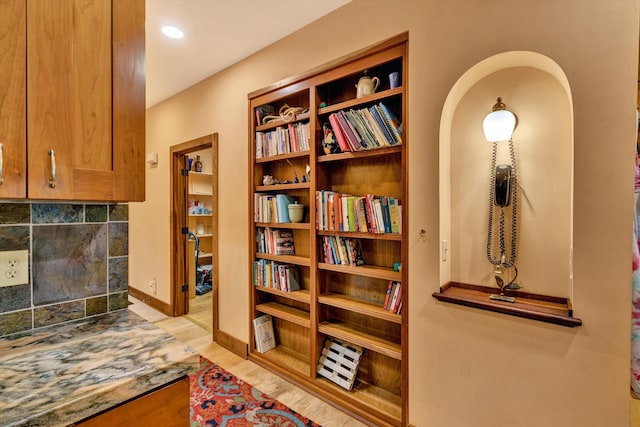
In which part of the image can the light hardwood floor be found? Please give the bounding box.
[128,295,367,427]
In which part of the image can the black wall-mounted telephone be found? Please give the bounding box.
[494,164,511,207]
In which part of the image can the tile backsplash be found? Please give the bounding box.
[0,202,128,336]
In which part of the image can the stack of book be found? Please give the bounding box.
[256,227,295,255]
[383,281,402,314]
[255,122,310,159]
[320,236,364,266]
[253,260,300,292]
[316,191,401,234]
[253,314,276,353]
[254,193,295,223]
[326,102,402,152]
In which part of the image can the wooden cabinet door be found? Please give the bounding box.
[0,0,26,198]
[26,0,144,201]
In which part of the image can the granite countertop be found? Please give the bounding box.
[0,309,199,427]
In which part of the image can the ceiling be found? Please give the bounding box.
[146,0,351,107]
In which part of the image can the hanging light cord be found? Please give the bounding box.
[486,138,519,287]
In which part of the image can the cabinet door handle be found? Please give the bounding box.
[0,143,3,185]
[48,149,56,188]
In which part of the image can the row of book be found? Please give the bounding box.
[383,281,402,314]
[320,236,365,266]
[326,102,402,152]
[255,122,310,159]
[253,260,300,292]
[256,227,295,255]
[254,193,296,223]
[316,191,401,234]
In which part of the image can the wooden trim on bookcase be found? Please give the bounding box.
[401,36,409,427]
[247,32,409,100]
[128,287,173,316]
[215,330,248,358]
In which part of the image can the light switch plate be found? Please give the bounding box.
[0,250,29,287]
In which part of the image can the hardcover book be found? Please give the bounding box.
[273,229,295,255]
[253,314,276,353]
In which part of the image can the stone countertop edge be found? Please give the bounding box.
[0,309,200,427]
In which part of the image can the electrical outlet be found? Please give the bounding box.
[149,278,157,294]
[0,250,29,287]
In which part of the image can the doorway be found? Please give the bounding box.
[170,133,219,337]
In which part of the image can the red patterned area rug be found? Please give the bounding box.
[190,357,322,427]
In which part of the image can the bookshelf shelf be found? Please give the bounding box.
[318,262,401,281]
[255,150,311,163]
[317,145,401,163]
[255,183,310,192]
[318,87,403,115]
[256,302,310,328]
[256,222,310,230]
[255,286,311,304]
[316,377,402,426]
[317,229,401,241]
[255,253,310,267]
[319,293,402,323]
[251,345,310,379]
[318,320,402,360]
[249,33,408,426]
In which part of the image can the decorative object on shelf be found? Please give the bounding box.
[194,155,203,172]
[483,97,521,298]
[263,175,276,185]
[317,337,363,391]
[196,221,204,235]
[187,156,194,171]
[322,123,341,154]
[388,71,400,89]
[355,70,379,98]
[287,202,304,223]
[262,104,308,124]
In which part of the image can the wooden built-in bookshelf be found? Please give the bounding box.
[248,33,408,427]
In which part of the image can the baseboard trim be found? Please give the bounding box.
[214,329,248,358]
[128,287,173,317]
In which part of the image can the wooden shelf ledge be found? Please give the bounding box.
[432,282,582,328]
[318,320,401,360]
[256,302,310,328]
[319,293,401,324]
[255,287,310,304]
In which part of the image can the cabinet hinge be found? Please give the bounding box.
[181,168,189,177]
[181,284,189,292]
[181,227,189,235]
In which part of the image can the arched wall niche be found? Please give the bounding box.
[439,51,574,299]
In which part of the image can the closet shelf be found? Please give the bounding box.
[432,282,582,327]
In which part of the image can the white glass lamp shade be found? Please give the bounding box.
[483,109,516,143]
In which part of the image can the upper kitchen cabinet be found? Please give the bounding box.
[0,0,145,201]
[0,0,26,198]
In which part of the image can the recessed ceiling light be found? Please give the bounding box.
[161,25,184,39]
